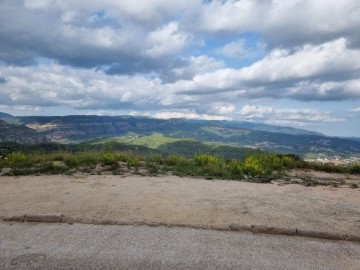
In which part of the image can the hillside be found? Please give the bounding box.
[0,120,48,144]
[220,121,323,136]
[0,114,359,158]
[0,112,12,119]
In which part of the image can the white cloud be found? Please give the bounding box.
[168,55,225,81]
[173,38,360,101]
[239,38,360,83]
[209,103,236,115]
[217,39,248,58]
[238,105,344,127]
[193,0,360,48]
[349,107,360,112]
[153,111,229,121]
[0,64,165,109]
[0,105,42,112]
[146,22,191,57]
[24,0,54,9]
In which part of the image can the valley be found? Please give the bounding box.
[1,113,360,159]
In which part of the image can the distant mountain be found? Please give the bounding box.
[10,115,191,142]
[0,112,13,119]
[220,121,323,136]
[342,137,360,142]
[0,120,48,144]
[1,115,360,157]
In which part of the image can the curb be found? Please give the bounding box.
[2,214,360,243]
[4,214,63,223]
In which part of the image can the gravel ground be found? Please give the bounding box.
[0,174,359,235]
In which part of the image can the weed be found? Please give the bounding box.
[127,156,140,167]
[351,183,358,189]
[350,163,360,174]
[194,154,220,166]
[101,153,118,166]
[146,162,160,175]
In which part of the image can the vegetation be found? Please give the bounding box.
[0,149,301,180]
[0,139,359,184]
[2,114,360,157]
[299,160,360,174]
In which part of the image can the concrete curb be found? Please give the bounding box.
[25,214,63,223]
[2,214,360,243]
[4,214,63,223]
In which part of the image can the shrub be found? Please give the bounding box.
[194,154,220,166]
[229,160,243,176]
[349,163,360,174]
[127,156,140,167]
[6,152,28,165]
[351,183,358,189]
[101,153,118,166]
[243,156,266,176]
[165,154,188,166]
[38,162,65,174]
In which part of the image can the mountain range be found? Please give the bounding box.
[0,112,359,158]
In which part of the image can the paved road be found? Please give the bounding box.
[0,222,359,270]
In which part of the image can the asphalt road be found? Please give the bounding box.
[0,222,359,270]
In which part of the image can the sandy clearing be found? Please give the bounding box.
[0,174,359,234]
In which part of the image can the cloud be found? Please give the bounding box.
[145,22,191,58]
[349,107,360,112]
[153,111,229,121]
[0,1,196,75]
[174,38,360,101]
[192,0,360,48]
[0,63,165,110]
[209,103,236,115]
[0,105,42,112]
[238,105,344,127]
[217,39,249,58]
[0,0,359,135]
[162,55,225,82]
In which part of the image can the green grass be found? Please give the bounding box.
[299,161,360,174]
[1,148,358,181]
[104,133,181,149]
[0,150,301,180]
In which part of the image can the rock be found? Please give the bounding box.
[289,178,304,184]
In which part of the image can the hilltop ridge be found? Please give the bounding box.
[0,113,359,158]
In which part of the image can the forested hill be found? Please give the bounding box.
[0,114,359,157]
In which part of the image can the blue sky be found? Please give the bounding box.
[0,0,360,136]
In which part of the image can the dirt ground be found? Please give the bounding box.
[0,172,359,235]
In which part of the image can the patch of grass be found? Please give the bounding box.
[38,162,66,174]
[350,163,360,174]
[146,162,160,175]
[127,156,140,167]
[299,161,360,175]
[6,149,357,185]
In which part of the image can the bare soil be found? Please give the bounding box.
[1,171,359,235]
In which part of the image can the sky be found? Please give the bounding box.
[0,0,360,136]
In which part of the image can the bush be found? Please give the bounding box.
[127,156,140,167]
[101,153,118,166]
[229,160,243,176]
[350,163,360,174]
[351,183,358,189]
[165,154,188,166]
[6,152,28,165]
[194,154,220,166]
[243,156,267,176]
